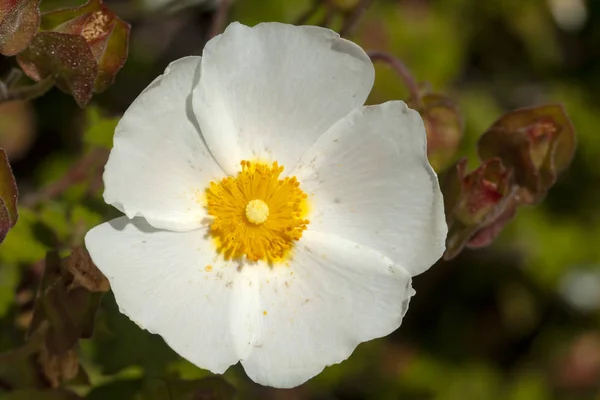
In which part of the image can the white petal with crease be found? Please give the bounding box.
[103,56,224,231]
[293,101,447,277]
[84,217,258,374]
[240,230,413,388]
[192,22,375,175]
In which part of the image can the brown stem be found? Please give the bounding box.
[22,148,108,208]
[338,0,376,37]
[208,0,231,39]
[367,50,420,101]
[295,0,322,25]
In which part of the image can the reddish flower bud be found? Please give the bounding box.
[478,104,576,204]
[442,158,516,260]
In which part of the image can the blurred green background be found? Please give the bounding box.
[1,0,599,399]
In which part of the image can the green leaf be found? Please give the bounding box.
[0,208,47,264]
[0,263,19,318]
[0,0,40,56]
[85,379,144,400]
[83,106,119,149]
[91,293,178,375]
[0,333,46,389]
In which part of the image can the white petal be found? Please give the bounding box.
[103,56,224,231]
[84,217,258,374]
[192,22,375,175]
[293,101,447,277]
[240,231,413,388]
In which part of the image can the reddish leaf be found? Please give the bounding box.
[0,0,40,56]
[39,0,130,92]
[0,148,18,243]
[17,31,97,107]
[478,104,576,204]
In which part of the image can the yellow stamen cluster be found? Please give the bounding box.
[205,161,309,262]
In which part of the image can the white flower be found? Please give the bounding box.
[85,22,447,388]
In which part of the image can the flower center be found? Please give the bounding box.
[205,160,309,262]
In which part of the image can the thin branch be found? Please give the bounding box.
[208,0,231,39]
[367,50,421,101]
[22,148,108,208]
[338,0,375,37]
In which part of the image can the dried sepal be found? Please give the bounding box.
[478,104,576,204]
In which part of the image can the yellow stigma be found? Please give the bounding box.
[205,161,309,262]
[245,199,269,224]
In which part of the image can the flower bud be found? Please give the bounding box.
[442,158,516,259]
[478,104,575,204]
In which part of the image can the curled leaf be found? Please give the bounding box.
[442,158,517,260]
[478,104,576,204]
[0,0,40,56]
